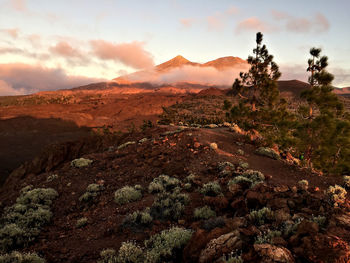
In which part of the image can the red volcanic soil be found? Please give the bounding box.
[0,126,349,262]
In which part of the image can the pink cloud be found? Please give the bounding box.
[0,63,105,96]
[180,18,194,28]
[50,41,83,58]
[207,13,224,31]
[226,6,239,15]
[271,10,330,33]
[236,17,271,33]
[10,0,26,12]
[1,28,19,38]
[90,40,154,69]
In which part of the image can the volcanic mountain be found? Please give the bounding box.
[113,55,249,85]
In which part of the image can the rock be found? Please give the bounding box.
[223,122,231,127]
[268,198,288,210]
[285,152,300,165]
[248,129,263,141]
[255,147,280,160]
[228,183,242,196]
[71,158,93,168]
[210,143,218,150]
[246,190,266,209]
[204,196,229,210]
[194,142,201,148]
[205,124,218,129]
[199,231,242,263]
[274,185,289,193]
[275,209,291,223]
[296,220,319,236]
[229,124,246,135]
[254,244,295,263]
[334,213,350,229]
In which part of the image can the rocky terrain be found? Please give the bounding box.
[0,124,349,262]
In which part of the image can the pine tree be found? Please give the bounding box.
[297,47,349,173]
[232,32,281,112]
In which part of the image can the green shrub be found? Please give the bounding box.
[0,251,45,263]
[117,241,144,263]
[199,182,222,197]
[183,183,192,190]
[71,158,93,168]
[194,206,216,220]
[148,175,179,194]
[122,208,153,228]
[255,230,282,244]
[76,217,88,228]
[0,188,58,252]
[98,249,117,263]
[326,185,347,207]
[222,253,244,263]
[79,184,104,203]
[185,174,196,184]
[228,170,265,189]
[144,227,193,263]
[114,186,142,205]
[255,147,280,160]
[281,217,303,237]
[150,188,189,220]
[46,174,58,182]
[249,207,274,226]
[311,215,327,228]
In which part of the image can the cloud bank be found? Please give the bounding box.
[0,63,105,96]
[119,63,250,86]
[90,40,154,69]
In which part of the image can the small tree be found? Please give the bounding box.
[232,32,281,112]
[297,47,350,173]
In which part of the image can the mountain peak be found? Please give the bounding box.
[156,55,198,72]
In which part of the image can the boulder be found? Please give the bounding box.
[254,244,295,263]
[199,231,242,263]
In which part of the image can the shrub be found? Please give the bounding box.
[326,185,347,207]
[249,207,274,226]
[228,169,265,189]
[117,141,136,150]
[150,188,189,220]
[148,175,179,194]
[255,230,282,244]
[238,160,249,170]
[199,182,222,197]
[311,215,327,228]
[46,174,58,182]
[281,217,303,237]
[76,217,88,228]
[144,227,193,263]
[122,208,153,228]
[117,241,144,263]
[71,158,93,168]
[0,251,45,263]
[0,188,58,252]
[185,174,196,184]
[194,206,216,220]
[222,253,244,263]
[344,176,350,189]
[79,184,104,203]
[183,183,192,191]
[298,180,309,191]
[98,249,117,263]
[202,217,226,231]
[114,186,142,205]
[255,147,280,160]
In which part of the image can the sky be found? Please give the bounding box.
[0,0,350,95]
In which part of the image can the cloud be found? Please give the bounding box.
[0,28,19,38]
[236,17,271,33]
[10,0,26,12]
[180,18,194,28]
[0,45,50,60]
[207,13,224,31]
[120,63,250,86]
[226,6,239,15]
[0,63,105,96]
[50,41,83,58]
[271,10,330,33]
[90,40,154,69]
